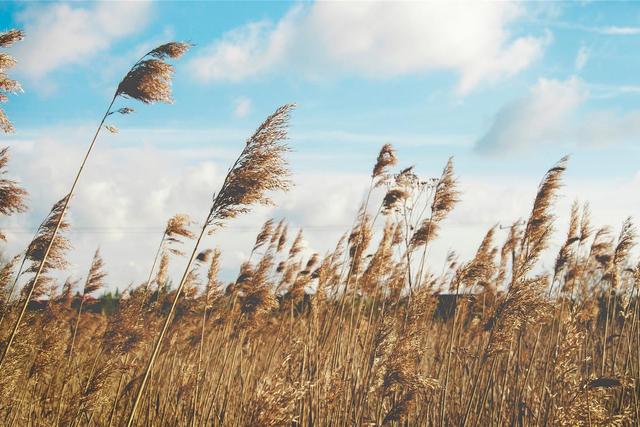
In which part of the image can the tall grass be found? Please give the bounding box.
[0,40,191,371]
[0,139,638,425]
[0,30,638,427]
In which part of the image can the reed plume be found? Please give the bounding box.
[288,229,304,259]
[0,29,24,133]
[143,213,195,301]
[461,157,567,427]
[413,158,459,288]
[382,188,408,214]
[0,254,19,316]
[347,209,373,278]
[0,196,71,369]
[116,42,192,104]
[82,248,107,298]
[205,249,222,307]
[155,252,170,291]
[57,249,107,416]
[611,217,636,285]
[411,158,459,248]
[166,213,196,253]
[22,196,72,299]
[252,218,275,255]
[372,143,398,185]
[0,42,191,368]
[553,201,580,286]
[0,147,28,240]
[517,156,568,279]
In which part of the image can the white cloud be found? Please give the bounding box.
[188,2,548,93]
[189,20,290,82]
[13,1,152,80]
[0,126,371,288]
[3,125,639,292]
[575,46,589,71]
[599,26,640,35]
[574,110,640,148]
[476,76,640,153]
[232,97,252,118]
[476,77,587,153]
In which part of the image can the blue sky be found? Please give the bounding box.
[1,1,640,287]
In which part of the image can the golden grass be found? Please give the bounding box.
[0,31,638,427]
[0,140,638,426]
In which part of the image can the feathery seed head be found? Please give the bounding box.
[166,213,195,239]
[579,202,592,243]
[288,229,304,259]
[22,196,72,299]
[517,156,568,277]
[196,249,213,263]
[372,143,397,179]
[431,157,459,222]
[0,29,24,48]
[117,59,175,104]
[0,147,28,240]
[116,42,190,105]
[382,188,409,214]
[207,104,294,231]
[83,248,106,297]
[277,224,289,252]
[155,252,170,289]
[410,219,438,249]
[164,213,195,256]
[148,42,192,60]
[205,248,222,304]
[0,29,24,133]
[253,218,274,253]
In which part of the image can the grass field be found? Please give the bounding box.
[0,29,639,427]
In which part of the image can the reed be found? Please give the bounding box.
[0,37,637,425]
[0,42,191,373]
[126,103,295,425]
[0,29,24,134]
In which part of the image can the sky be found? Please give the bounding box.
[1,1,640,290]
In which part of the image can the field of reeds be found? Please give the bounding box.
[1,30,639,427]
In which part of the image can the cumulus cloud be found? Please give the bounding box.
[476,77,587,153]
[476,76,640,153]
[12,1,152,80]
[188,2,548,93]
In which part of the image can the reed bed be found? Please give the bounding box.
[0,29,638,427]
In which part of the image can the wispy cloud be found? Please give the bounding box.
[188,2,548,94]
[536,19,640,36]
[598,26,640,35]
[12,1,152,84]
[589,83,640,99]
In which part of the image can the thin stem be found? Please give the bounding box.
[0,94,117,371]
[439,280,461,427]
[126,210,210,427]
